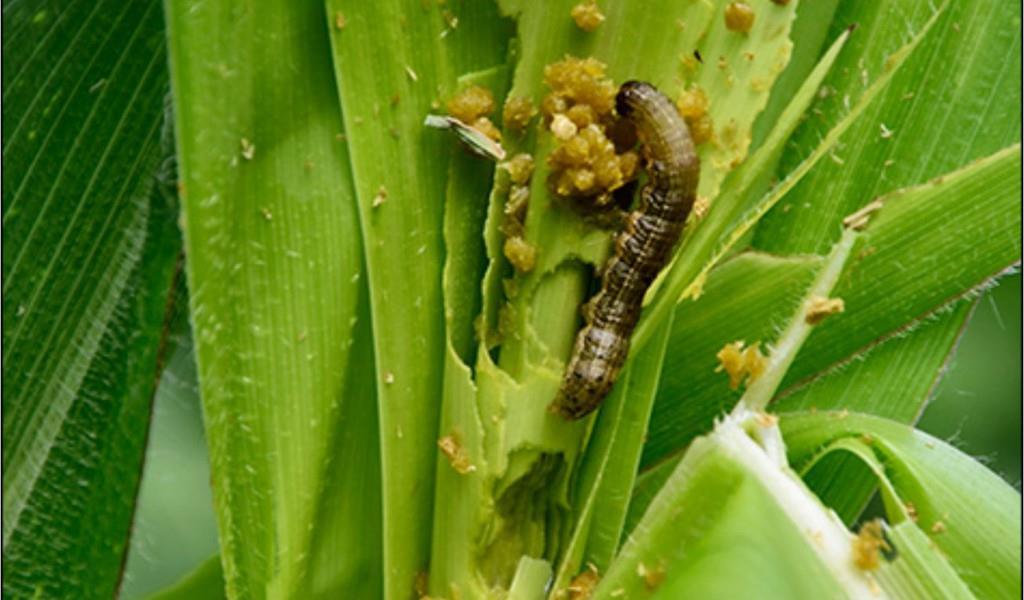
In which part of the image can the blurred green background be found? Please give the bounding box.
[119,332,218,600]
[119,274,1021,598]
[918,273,1021,487]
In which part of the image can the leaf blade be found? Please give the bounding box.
[165,2,374,596]
[783,410,1023,599]
[2,1,180,596]
[755,1,1022,254]
[324,2,515,595]
[781,144,1021,392]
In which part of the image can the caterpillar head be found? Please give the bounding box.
[615,80,657,117]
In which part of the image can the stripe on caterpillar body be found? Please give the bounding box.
[551,80,700,420]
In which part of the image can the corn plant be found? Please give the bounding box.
[3,0,1020,598]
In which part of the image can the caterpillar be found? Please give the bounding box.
[551,80,700,420]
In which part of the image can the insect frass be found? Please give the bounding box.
[552,81,700,419]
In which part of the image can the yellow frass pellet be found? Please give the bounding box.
[724,2,755,33]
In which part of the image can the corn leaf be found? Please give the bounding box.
[760,0,1021,438]
[773,145,1018,519]
[772,302,973,523]
[643,252,820,464]
[746,3,1021,525]
[646,141,1020,463]
[643,0,1020,464]
[599,411,875,599]
[777,144,1021,394]
[632,143,1020,536]
[755,1,1021,254]
[165,2,379,597]
[429,65,512,596]
[616,405,1013,599]
[323,2,514,596]
[783,410,1023,599]
[876,521,975,600]
[750,0,840,150]
[2,0,180,596]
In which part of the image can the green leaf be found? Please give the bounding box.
[324,2,514,596]
[732,0,841,220]
[620,406,1009,599]
[779,144,1021,395]
[773,303,973,419]
[129,289,381,600]
[753,0,1021,435]
[770,430,975,598]
[598,411,877,599]
[640,0,1021,528]
[165,3,377,597]
[736,229,861,414]
[644,143,1021,469]
[634,144,1020,532]
[756,2,1022,519]
[755,1,1022,254]
[774,302,974,522]
[644,479,838,599]
[2,1,181,596]
[783,411,1023,599]
[628,229,862,534]
[641,252,820,472]
[876,521,975,600]
[302,295,383,599]
[428,66,512,597]
[750,0,841,150]
[443,66,512,365]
